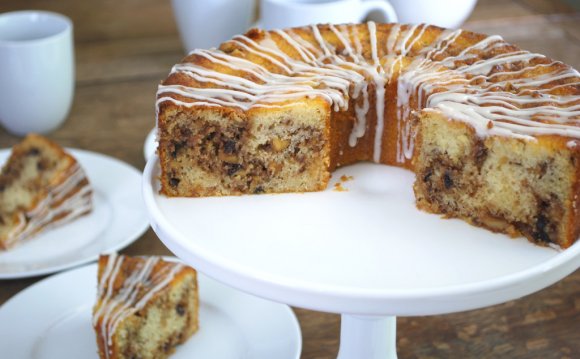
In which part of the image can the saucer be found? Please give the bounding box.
[0,262,302,359]
[0,149,149,279]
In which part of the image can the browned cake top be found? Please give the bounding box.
[157,22,579,163]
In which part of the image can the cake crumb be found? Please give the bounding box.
[333,174,354,192]
[333,183,347,192]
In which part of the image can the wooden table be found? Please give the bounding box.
[1,0,578,357]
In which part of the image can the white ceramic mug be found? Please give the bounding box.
[259,0,398,30]
[0,11,74,136]
[388,0,477,29]
[172,0,255,53]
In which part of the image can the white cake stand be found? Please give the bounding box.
[143,157,580,359]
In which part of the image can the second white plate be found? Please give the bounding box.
[0,149,149,279]
[0,262,302,359]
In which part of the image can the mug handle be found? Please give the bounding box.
[359,0,398,23]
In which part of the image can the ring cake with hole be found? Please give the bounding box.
[155,22,580,249]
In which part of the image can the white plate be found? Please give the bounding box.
[0,149,149,279]
[0,262,302,359]
[144,157,580,316]
[144,128,157,160]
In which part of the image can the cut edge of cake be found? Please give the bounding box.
[414,109,580,249]
[158,97,332,196]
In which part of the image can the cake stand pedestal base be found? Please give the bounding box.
[337,315,397,359]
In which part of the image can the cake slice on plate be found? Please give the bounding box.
[0,133,92,250]
[93,254,199,359]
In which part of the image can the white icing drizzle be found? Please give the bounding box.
[157,23,580,164]
[404,24,428,56]
[386,24,401,53]
[367,21,387,162]
[329,24,359,64]
[351,25,364,60]
[4,163,92,248]
[423,29,463,60]
[93,255,185,359]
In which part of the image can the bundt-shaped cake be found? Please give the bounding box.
[0,134,92,250]
[156,22,580,249]
[93,254,199,359]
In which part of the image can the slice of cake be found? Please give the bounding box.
[0,134,92,250]
[93,254,199,359]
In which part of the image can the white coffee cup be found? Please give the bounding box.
[259,0,398,30]
[172,0,255,53]
[0,11,74,136]
[388,0,477,29]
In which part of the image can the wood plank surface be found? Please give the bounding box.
[0,0,578,358]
